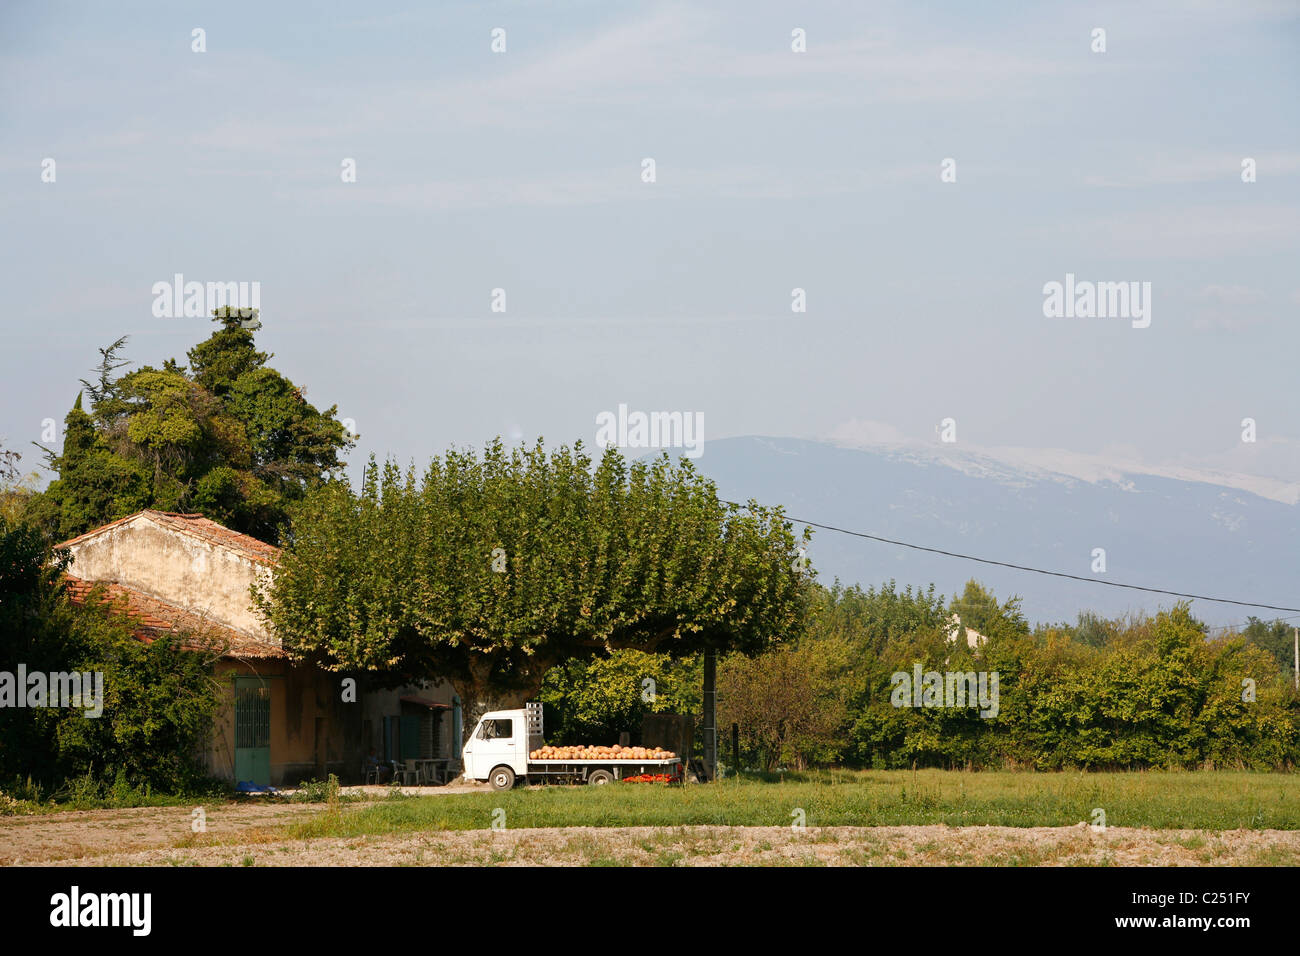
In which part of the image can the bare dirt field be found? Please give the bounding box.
[0,802,320,866]
[0,783,484,866]
[5,800,1298,866]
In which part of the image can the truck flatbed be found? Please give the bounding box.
[527,757,680,765]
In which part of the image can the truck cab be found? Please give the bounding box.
[460,705,541,789]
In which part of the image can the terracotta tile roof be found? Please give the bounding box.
[63,575,286,660]
[143,511,281,563]
[56,510,281,565]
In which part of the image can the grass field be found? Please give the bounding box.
[288,769,1300,841]
[6,770,1298,865]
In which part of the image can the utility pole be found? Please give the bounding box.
[1293,627,1298,692]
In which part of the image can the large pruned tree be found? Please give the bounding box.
[25,312,353,544]
[256,439,812,728]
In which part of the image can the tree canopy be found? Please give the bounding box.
[27,312,353,543]
[716,579,1298,772]
[0,439,19,484]
[256,439,813,724]
[1241,616,1299,679]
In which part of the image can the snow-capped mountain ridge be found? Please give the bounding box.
[822,428,1299,506]
[690,436,1299,628]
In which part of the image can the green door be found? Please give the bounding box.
[234,677,271,785]
[400,715,421,760]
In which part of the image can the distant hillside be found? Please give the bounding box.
[688,436,1300,628]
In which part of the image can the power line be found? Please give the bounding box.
[723,501,1300,614]
[1206,613,1300,636]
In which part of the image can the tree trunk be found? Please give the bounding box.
[457,685,534,744]
[454,656,546,745]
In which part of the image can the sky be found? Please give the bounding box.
[2,0,1298,493]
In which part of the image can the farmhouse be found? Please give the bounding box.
[57,510,461,787]
[947,613,987,650]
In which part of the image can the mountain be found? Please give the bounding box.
[688,436,1300,629]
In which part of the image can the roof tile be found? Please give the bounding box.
[63,575,286,659]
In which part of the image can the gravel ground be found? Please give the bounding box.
[8,810,1299,866]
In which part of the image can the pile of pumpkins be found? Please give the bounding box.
[530,744,677,761]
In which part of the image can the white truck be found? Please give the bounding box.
[461,703,684,790]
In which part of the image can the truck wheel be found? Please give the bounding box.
[489,766,516,791]
[588,770,614,786]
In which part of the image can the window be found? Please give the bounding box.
[478,718,513,740]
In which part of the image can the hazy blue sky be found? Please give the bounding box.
[2,0,1297,489]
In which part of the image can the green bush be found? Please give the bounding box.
[0,514,225,796]
[741,581,1300,771]
[289,774,359,804]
